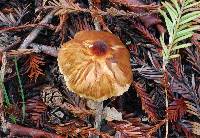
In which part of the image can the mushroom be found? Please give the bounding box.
[58,30,133,102]
[58,30,133,131]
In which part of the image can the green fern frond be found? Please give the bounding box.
[159,0,200,62]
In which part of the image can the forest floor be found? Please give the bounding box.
[0,0,200,137]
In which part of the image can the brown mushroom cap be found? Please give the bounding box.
[58,31,133,102]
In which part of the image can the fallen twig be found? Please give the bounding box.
[5,123,64,138]
[19,10,56,49]
[29,43,58,57]
[0,23,55,33]
[0,53,7,123]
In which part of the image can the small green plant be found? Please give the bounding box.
[14,57,25,122]
[159,0,200,65]
[9,114,17,124]
[0,53,10,106]
[159,1,200,137]
[0,76,10,106]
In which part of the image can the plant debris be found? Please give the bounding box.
[0,0,200,137]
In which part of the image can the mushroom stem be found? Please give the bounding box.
[94,101,103,130]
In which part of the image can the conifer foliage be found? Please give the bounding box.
[159,0,200,62]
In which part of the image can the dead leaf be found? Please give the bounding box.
[103,107,122,121]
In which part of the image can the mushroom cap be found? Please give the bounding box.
[58,31,133,102]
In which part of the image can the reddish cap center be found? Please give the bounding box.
[91,40,109,56]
